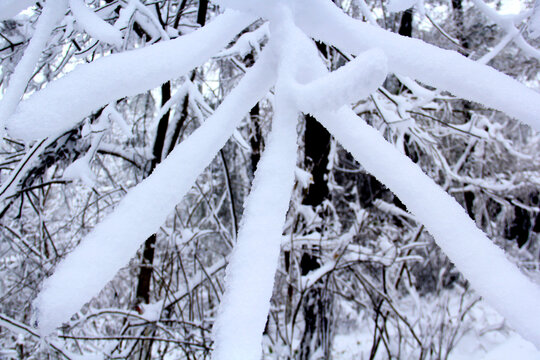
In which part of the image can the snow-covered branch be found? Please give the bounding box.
[6,10,254,142]
[33,46,277,336]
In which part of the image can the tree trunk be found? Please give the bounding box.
[132,82,171,360]
[298,113,333,359]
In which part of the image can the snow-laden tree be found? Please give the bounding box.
[0,0,539,358]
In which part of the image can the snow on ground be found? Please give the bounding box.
[332,297,540,360]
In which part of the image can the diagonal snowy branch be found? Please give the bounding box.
[287,35,540,347]
[294,48,387,113]
[0,0,67,137]
[33,46,277,336]
[315,106,540,349]
[469,0,540,60]
[6,10,254,142]
[210,12,386,359]
[287,0,540,131]
[69,0,123,47]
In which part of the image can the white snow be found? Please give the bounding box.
[387,0,417,13]
[211,42,297,360]
[63,157,96,187]
[332,295,540,360]
[294,48,387,113]
[217,22,269,57]
[290,0,540,131]
[69,0,123,47]
[476,336,540,360]
[315,105,540,348]
[0,0,67,137]
[6,10,255,142]
[19,0,540,355]
[33,46,277,336]
[103,104,132,137]
[259,12,540,347]
[295,167,313,189]
[0,0,36,21]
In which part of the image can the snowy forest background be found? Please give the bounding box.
[0,0,540,359]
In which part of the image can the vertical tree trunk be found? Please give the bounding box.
[135,0,209,311]
[249,103,262,175]
[299,111,333,359]
[197,0,209,27]
[398,9,413,37]
[132,81,171,360]
[135,81,171,305]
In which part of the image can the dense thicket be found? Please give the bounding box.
[0,0,539,359]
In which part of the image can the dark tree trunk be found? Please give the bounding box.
[135,81,171,305]
[299,111,333,358]
[167,72,195,155]
[398,9,413,37]
[132,81,173,360]
[506,207,531,247]
[135,0,207,309]
[197,0,208,27]
[303,116,330,206]
[249,103,262,175]
[297,41,334,360]
[243,51,263,176]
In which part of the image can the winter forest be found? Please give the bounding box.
[1,0,540,359]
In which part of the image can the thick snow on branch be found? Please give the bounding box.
[0,0,67,136]
[6,10,254,142]
[69,0,123,46]
[295,48,387,113]
[211,69,298,360]
[217,22,269,57]
[0,0,36,21]
[287,0,540,131]
[33,48,277,336]
[387,0,417,13]
[276,18,540,347]
[211,14,384,360]
[317,106,540,348]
